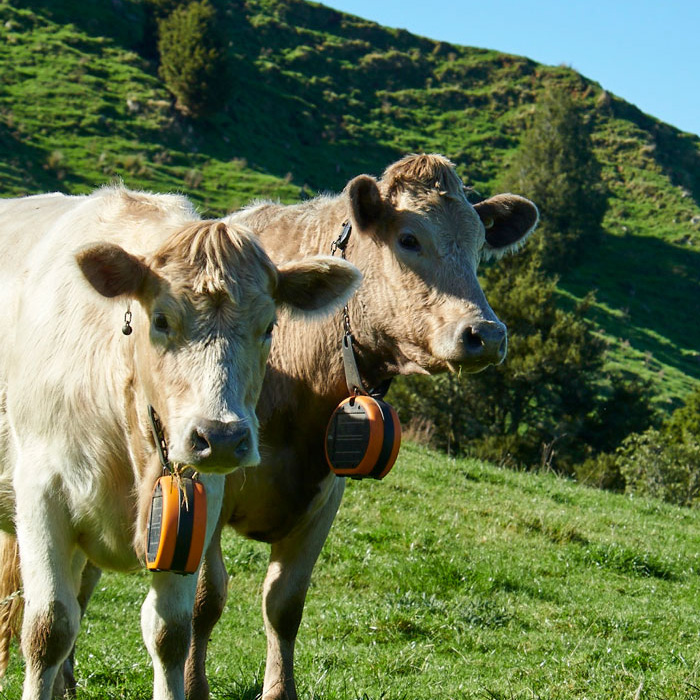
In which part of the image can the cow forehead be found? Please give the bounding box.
[395,188,484,254]
[152,280,277,339]
[151,220,277,307]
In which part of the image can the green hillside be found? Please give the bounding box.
[1,0,699,406]
[2,443,699,698]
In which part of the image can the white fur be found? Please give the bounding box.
[0,187,360,700]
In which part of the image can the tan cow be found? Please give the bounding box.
[0,186,360,700]
[184,154,539,699]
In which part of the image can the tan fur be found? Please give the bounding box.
[0,532,21,678]
[186,154,539,700]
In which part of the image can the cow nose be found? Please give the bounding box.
[462,320,507,365]
[188,419,253,466]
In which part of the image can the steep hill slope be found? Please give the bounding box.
[1,0,699,406]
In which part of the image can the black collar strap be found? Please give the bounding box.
[331,222,392,400]
[148,405,171,474]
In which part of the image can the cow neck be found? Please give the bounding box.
[331,221,392,400]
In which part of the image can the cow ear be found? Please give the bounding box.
[76,243,153,298]
[474,194,539,259]
[347,175,387,232]
[275,256,362,317]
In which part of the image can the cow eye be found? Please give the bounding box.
[398,232,421,253]
[153,313,169,333]
[264,320,276,340]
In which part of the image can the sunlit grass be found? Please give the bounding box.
[3,443,699,699]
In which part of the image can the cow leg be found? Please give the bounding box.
[184,518,228,700]
[142,473,224,700]
[15,494,82,700]
[54,561,102,698]
[262,476,345,700]
[141,571,198,700]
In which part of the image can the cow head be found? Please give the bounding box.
[76,221,360,473]
[345,154,538,375]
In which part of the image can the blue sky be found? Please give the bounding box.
[320,1,700,137]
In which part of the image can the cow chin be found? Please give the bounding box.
[421,354,503,376]
[170,445,261,475]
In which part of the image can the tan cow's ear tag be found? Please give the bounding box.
[145,474,207,575]
[325,394,401,480]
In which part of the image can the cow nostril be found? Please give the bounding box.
[464,327,484,352]
[233,431,251,459]
[191,429,211,455]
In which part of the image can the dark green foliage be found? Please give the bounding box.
[664,384,700,441]
[500,86,608,272]
[145,0,191,15]
[156,0,228,117]
[615,429,700,507]
[583,385,700,505]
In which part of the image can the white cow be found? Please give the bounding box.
[0,186,361,700]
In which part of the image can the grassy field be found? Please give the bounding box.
[2,442,699,699]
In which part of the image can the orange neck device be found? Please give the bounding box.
[325,223,402,480]
[144,406,207,575]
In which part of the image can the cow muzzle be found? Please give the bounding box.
[455,319,507,370]
[179,418,257,472]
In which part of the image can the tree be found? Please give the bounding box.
[156,0,228,117]
[500,85,607,272]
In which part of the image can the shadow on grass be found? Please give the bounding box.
[14,0,148,53]
[561,230,700,381]
[0,122,69,194]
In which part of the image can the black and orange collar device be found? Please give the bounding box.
[144,406,207,575]
[325,222,402,480]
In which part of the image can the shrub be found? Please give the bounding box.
[156,0,228,117]
[580,385,700,505]
[616,429,700,507]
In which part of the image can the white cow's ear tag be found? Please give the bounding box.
[145,474,206,575]
[145,406,207,575]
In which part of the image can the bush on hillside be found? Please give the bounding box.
[156,0,228,117]
[664,385,700,442]
[580,385,700,505]
[500,86,607,273]
[616,429,700,507]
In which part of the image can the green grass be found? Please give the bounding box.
[3,443,700,699]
